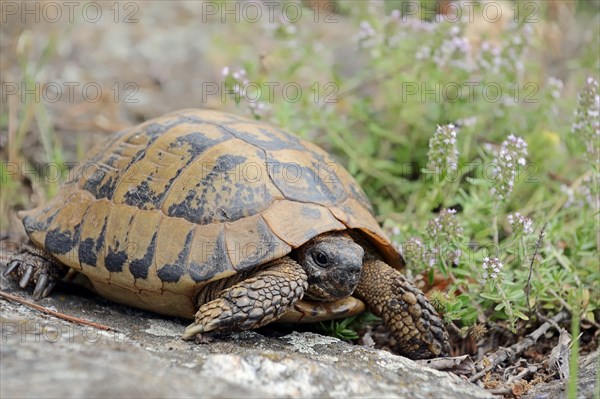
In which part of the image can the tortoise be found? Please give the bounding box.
[4,109,449,359]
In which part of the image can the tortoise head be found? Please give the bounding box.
[295,232,364,301]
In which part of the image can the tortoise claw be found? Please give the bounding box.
[182,322,207,340]
[19,264,35,288]
[33,273,49,300]
[3,260,20,277]
[5,243,67,299]
[41,281,57,298]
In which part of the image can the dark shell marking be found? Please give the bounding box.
[19,109,397,310]
[129,232,157,280]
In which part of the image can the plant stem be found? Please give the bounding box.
[495,280,515,332]
[525,224,547,320]
[568,292,581,399]
[492,201,499,246]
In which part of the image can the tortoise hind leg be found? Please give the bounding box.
[182,257,308,339]
[354,258,451,359]
[3,240,68,300]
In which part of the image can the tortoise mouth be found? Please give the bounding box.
[305,268,362,301]
[305,283,360,302]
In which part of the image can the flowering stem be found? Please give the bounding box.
[522,235,532,317]
[429,184,441,212]
[525,224,547,320]
[492,202,499,246]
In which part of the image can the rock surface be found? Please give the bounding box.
[522,350,599,399]
[0,273,492,399]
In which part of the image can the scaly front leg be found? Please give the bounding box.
[182,257,308,339]
[354,258,450,359]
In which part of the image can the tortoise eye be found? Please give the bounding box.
[313,251,329,267]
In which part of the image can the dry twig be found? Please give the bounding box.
[506,365,538,385]
[469,311,568,382]
[0,290,116,332]
[416,355,474,374]
[526,223,546,320]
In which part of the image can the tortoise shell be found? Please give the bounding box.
[20,109,401,318]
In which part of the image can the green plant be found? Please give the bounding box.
[214,3,598,340]
[318,316,360,341]
[317,312,382,341]
[568,289,582,399]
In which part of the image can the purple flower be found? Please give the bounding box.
[427,124,459,174]
[222,67,268,117]
[356,20,378,48]
[401,237,425,267]
[426,208,463,241]
[507,212,534,235]
[572,77,599,165]
[490,135,528,201]
[547,77,564,100]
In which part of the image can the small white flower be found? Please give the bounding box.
[427,124,459,173]
[426,208,463,241]
[572,77,599,166]
[401,237,427,269]
[482,257,503,280]
[490,135,528,202]
[355,20,378,48]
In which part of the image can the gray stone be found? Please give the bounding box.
[0,273,491,398]
[522,350,598,399]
